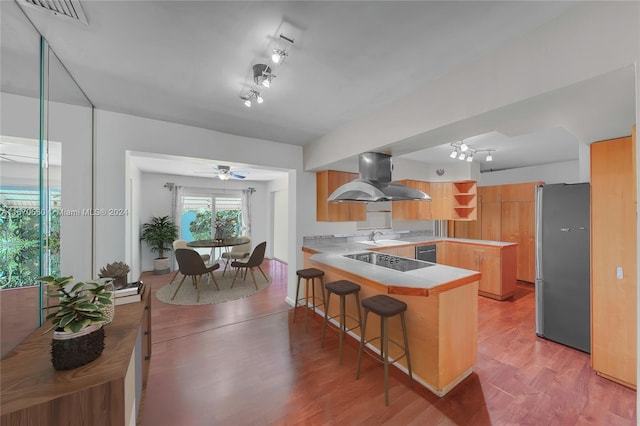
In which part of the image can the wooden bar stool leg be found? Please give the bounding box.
[311,277,316,315]
[356,309,369,380]
[321,288,332,348]
[293,276,302,323]
[401,312,413,386]
[304,278,310,332]
[382,317,389,406]
[339,294,346,364]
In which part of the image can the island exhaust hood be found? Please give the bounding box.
[328,152,431,202]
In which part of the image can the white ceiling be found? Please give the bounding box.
[2,1,636,178]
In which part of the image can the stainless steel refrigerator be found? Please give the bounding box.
[535,183,590,353]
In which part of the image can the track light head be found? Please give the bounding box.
[450,149,458,159]
[460,142,469,152]
[466,152,474,162]
[458,152,466,161]
[486,152,493,162]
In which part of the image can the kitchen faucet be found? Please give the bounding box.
[370,230,383,242]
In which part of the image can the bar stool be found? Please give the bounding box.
[294,268,326,331]
[356,294,413,406]
[321,280,362,364]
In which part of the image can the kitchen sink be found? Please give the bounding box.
[358,239,406,247]
[344,252,434,272]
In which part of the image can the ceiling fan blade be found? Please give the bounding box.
[230,171,247,179]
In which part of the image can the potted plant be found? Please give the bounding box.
[98,261,130,289]
[39,275,113,370]
[141,215,178,274]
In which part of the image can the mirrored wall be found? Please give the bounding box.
[0,1,94,358]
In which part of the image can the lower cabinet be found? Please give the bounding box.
[376,241,517,300]
[1,286,152,425]
[440,241,517,300]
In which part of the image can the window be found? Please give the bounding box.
[179,193,242,241]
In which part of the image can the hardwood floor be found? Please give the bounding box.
[141,260,636,425]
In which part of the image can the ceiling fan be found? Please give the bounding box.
[196,165,248,180]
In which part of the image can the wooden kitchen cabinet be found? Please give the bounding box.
[501,198,536,283]
[370,244,416,259]
[429,180,477,221]
[1,285,152,425]
[480,201,501,241]
[440,241,517,300]
[451,182,539,283]
[392,180,431,220]
[316,170,366,222]
[590,128,636,389]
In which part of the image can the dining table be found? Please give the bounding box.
[187,236,251,260]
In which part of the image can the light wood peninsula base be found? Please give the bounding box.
[304,251,479,397]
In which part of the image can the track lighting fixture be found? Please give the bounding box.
[253,64,275,88]
[241,89,262,108]
[241,33,294,107]
[271,34,294,65]
[448,141,495,163]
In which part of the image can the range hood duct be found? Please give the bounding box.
[328,152,431,202]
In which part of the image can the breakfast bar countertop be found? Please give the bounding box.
[302,236,493,296]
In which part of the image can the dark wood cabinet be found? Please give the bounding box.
[1,286,152,425]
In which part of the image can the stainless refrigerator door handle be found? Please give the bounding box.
[577,227,586,231]
[560,227,570,232]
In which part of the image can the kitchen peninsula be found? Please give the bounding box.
[302,234,493,397]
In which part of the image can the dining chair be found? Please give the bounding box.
[172,249,220,303]
[221,237,252,276]
[170,240,211,282]
[230,241,269,290]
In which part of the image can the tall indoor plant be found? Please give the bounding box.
[39,275,113,370]
[141,215,178,274]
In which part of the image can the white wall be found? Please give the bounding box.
[268,176,289,263]
[479,160,582,186]
[136,172,269,273]
[93,109,302,283]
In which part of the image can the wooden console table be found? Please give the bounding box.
[1,285,151,426]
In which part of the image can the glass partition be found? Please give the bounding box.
[0,2,94,358]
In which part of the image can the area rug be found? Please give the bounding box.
[155,270,271,306]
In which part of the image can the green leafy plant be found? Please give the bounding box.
[39,275,113,333]
[140,215,178,258]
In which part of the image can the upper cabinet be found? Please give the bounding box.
[392,180,431,220]
[316,170,366,222]
[393,180,477,221]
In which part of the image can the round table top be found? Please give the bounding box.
[187,236,250,248]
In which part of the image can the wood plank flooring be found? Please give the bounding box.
[141,260,636,425]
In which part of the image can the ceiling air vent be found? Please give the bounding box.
[19,0,88,25]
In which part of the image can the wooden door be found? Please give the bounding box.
[501,201,535,282]
[591,132,636,388]
[480,202,501,241]
[430,182,453,220]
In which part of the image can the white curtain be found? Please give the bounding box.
[241,187,255,237]
[171,185,185,237]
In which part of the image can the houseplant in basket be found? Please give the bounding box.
[39,275,113,370]
[141,215,178,275]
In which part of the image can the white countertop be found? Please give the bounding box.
[303,236,503,293]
